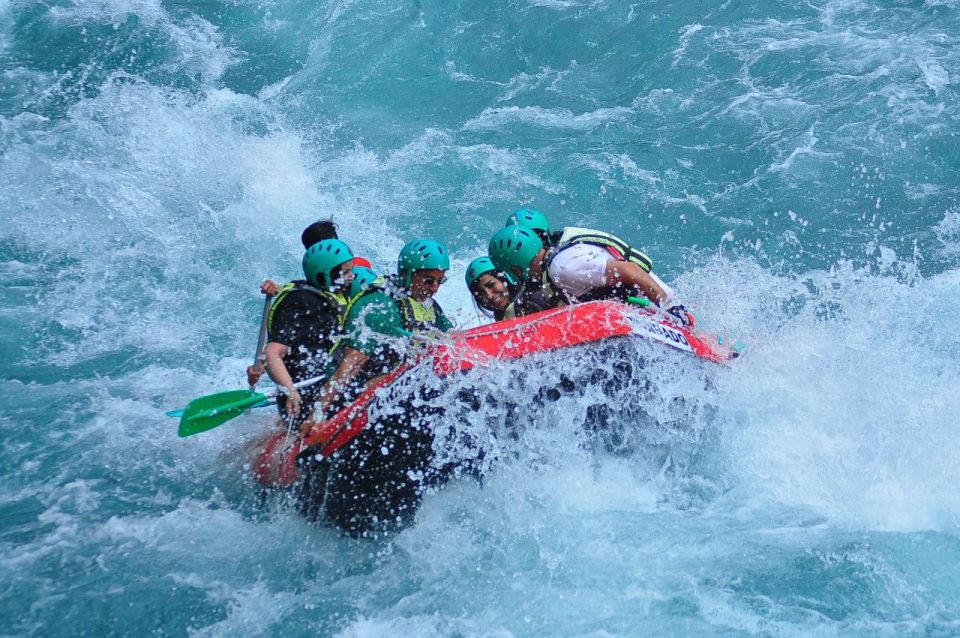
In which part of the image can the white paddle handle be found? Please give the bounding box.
[270,374,330,398]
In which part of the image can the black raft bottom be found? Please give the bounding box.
[299,392,449,538]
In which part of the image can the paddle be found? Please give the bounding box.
[176,374,327,438]
[165,399,271,419]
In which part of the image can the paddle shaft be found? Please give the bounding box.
[250,293,274,389]
[172,373,328,420]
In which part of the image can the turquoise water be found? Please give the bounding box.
[3,0,960,635]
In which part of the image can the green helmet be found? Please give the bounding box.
[397,239,450,287]
[488,225,544,280]
[465,256,496,289]
[506,208,550,234]
[465,256,516,289]
[349,266,378,298]
[303,239,354,290]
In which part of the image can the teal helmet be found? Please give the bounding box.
[465,256,496,289]
[506,207,554,247]
[465,256,516,289]
[488,225,544,280]
[349,266,378,298]
[506,208,550,234]
[303,239,354,290]
[397,239,450,287]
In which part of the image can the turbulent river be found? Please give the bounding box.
[2,1,960,635]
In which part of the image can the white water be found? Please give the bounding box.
[3,0,960,634]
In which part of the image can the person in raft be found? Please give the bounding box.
[262,239,356,432]
[247,218,374,386]
[503,208,690,316]
[315,239,453,417]
[488,214,695,328]
[464,256,551,321]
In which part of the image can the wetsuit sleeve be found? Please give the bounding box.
[345,291,411,356]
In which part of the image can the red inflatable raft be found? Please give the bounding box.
[249,300,736,488]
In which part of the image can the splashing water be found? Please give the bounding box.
[2,0,960,635]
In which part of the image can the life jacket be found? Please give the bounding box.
[355,275,449,333]
[540,227,654,304]
[268,281,349,332]
[396,295,449,332]
[343,276,386,323]
[553,226,653,272]
[264,281,350,399]
[344,276,450,392]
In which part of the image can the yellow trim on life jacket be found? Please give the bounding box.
[405,297,437,324]
[267,281,349,334]
[397,295,448,332]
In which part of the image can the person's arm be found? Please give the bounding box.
[263,341,302,416]
[316,346,369,416]
[604,260,669,306]
[316,292,411,416]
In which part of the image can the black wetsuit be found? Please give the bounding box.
[267,281,344,428]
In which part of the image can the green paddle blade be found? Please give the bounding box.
[178,389,269,437]
[166,398,272,419]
